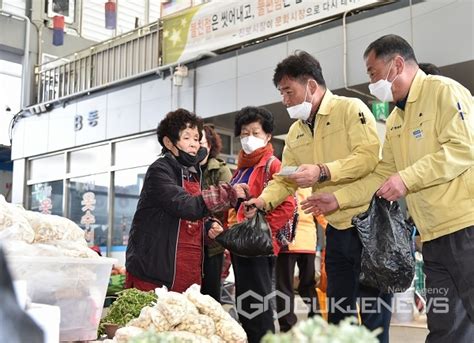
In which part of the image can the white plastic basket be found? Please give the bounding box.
[7,255,116,341]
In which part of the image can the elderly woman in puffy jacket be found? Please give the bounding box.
[125,108,244,293]
[230,106,296,343]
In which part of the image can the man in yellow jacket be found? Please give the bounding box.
[303,34,474,342]
[244,51,392,342]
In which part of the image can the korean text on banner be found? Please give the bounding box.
[162,0,386,64]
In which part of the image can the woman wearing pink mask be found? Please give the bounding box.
[229,106,295,343]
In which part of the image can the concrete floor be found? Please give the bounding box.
[390,324,428,343]
[390,313,428,342]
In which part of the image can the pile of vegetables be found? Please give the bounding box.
[111,285,246,342]
[261,316,381,343]
[0,195,98,258]
[99,288,157,336]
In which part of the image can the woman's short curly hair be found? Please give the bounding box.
[157,108,203,151]
[203,124,223,159]
[234,106,274,137]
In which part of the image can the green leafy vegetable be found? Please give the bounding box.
[98,288,157,337]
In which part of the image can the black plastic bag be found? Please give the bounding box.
[215,211,274,257]
[352,195,415,293]
[0,246,44,343]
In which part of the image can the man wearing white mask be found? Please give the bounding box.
[244,51,390,342]
[302,34,474,343]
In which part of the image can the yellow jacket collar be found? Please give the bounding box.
[406,69,427,104]
[316,89,333,116]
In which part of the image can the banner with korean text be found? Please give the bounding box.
[162,0,386,64]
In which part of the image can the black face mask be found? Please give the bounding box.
[174,146,208,167]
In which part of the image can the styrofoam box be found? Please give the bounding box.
[7,255,116,342]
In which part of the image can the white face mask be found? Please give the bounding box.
[240,135,266,154]
[286,81,314,121]
[368,60,398,102]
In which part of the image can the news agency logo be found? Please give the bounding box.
[236,290,291,320]
[234,292,450,319]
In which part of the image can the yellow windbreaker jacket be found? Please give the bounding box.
[284,188,317,253]
[335,70,474,241]
[260,89,381,229]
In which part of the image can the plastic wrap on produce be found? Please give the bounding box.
[114,326,146,343]
[175,313,216,336]
[2,239,98,258]
[0,196,35,243]
[0,195,100,259]
[215,318,247,343]
[109,285,247,342]
[24,211,85,243]
[185,284,230,322]
[155,287,198,327]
